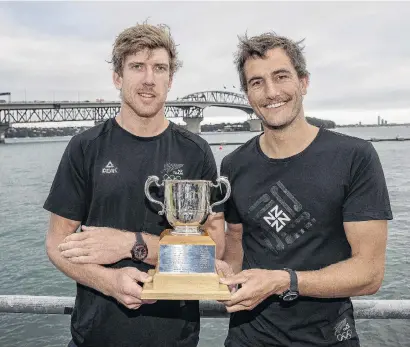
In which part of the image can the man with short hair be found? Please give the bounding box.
[44,23,225,347]
[218,32,392,346]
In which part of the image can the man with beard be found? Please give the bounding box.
[44,23,225,347]
[217,33,392,346]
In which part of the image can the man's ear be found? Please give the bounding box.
[113,71,123,90]
[300,75,309,96]
[168,75,173,91]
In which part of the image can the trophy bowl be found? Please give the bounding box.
[144,176,231,234]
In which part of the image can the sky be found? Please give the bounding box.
[1,1,410,126]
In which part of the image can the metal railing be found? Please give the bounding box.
[0,296,409,319]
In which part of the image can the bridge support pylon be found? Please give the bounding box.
[0,124,9,144]
[247,118,262,132]
[183,117,203,134]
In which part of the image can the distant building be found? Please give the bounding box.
[223,124,245,132]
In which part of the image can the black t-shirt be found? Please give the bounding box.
[220,128,393,347]
[44,119,222,347]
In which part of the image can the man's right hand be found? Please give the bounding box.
[104,267,156,310]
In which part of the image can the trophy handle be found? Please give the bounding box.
[144,175,165,215]
[209,176,231,214]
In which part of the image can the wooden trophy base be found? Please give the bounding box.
[141,229,231,300]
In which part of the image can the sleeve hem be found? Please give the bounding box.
[225,216,242,224]
[43,203,84,222]
[343,211,393,222]
[211,204,225,213]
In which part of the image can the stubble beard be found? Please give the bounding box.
[260,93,303,131]
[122,90,163,119]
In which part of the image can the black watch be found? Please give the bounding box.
[279,268,299,302]
[131,232,148,261]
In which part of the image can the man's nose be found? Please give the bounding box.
[265,79,280,99]
[142,67,155,86]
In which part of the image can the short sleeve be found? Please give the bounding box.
[43,136,87,221]
[201,144,224,213]
[342,142,393,222]
[201,144,218,182]
[220,156,241,224]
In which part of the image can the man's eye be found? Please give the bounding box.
[251,80,261,87]
[156,66,167,72]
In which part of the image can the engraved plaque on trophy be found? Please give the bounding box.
[140,176,231,300]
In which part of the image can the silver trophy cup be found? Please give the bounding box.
[141,176,233,300]
[144,176,231,235]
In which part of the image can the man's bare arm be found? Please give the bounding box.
[58,225,159,266]
[203,212,226,259]
[297,220,388,297]
[220,220,388,312]
[223,222,243,274]
[46,214,114,293]
[59,212,225,266]
[46,213,153,309]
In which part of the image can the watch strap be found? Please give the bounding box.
[136,231,146,245]
[283,268,298,292]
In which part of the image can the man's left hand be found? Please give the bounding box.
[219,269,290,313]
[215,259,237,294]
[58,226,134,264]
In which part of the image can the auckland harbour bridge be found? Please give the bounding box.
[0,90,263,142]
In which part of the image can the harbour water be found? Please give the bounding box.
[0,126,409,347]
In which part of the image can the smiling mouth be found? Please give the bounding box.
[265,101,287,109]
[138,92,155,99]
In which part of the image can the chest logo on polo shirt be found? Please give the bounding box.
[247,180,316,254]
[102,161,118,174]
[161,162,184,180]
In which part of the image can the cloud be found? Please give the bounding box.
[1,1,410,124]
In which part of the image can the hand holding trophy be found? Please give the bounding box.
[141,176,231,300]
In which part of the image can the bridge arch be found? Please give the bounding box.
[180,90,249,106]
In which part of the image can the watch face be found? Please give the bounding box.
[283,291,299,301]
[133,244,148,261]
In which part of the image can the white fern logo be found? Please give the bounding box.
[162,163,184,174]
[162,163,184,180]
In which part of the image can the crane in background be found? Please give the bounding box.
[0,92,11,103]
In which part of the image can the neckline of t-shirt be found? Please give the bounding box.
[111,117,172,141]
[255,127,324,163]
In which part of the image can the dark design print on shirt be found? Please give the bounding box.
[247,180,316,255]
